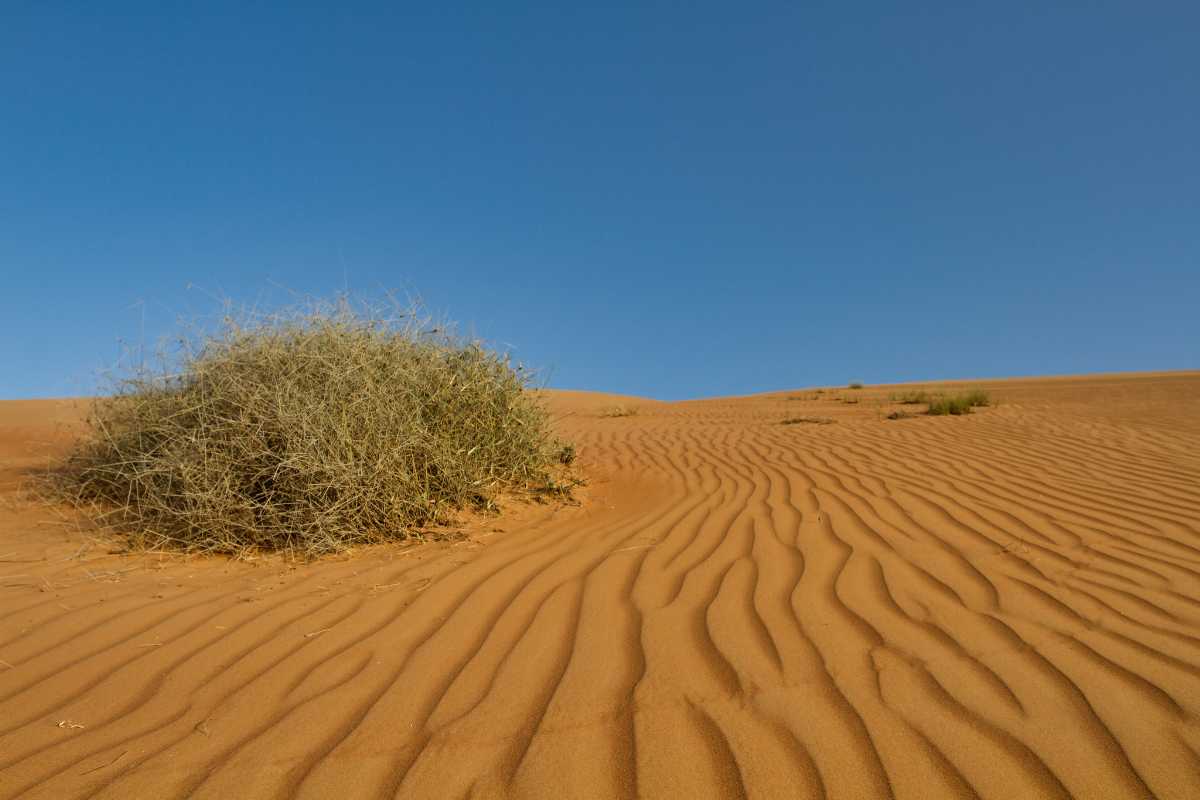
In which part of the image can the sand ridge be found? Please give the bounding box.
[1,372,1199,798]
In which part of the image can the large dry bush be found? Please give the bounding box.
[54,298,570,557]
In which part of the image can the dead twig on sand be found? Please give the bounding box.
[83,566,139,583]
[613,543,658,553]
[80,751,128,775]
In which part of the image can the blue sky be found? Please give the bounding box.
[3,2,1197,400]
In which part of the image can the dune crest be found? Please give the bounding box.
[2,372,1199,799]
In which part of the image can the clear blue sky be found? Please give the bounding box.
[3,2,1197,400]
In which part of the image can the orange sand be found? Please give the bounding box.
[1,372,1199,799]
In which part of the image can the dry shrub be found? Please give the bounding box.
[50,296,571,557]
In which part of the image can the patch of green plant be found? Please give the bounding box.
[781,416,834,425]
[889,390,934,404]
[599,405,638,418]
[926,390,990,416]
[960,389,991,408]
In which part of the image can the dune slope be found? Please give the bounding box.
[1,373,1199,799]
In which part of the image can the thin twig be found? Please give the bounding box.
[80,750,127,775]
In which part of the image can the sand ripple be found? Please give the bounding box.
[1,373,1198,798]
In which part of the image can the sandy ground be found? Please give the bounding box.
[1,372,1199,799]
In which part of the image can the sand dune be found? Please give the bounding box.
[1,372,1199,799]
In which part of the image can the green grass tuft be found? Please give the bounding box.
[960,389,991,408]
[926,390,991,416]
[889,390,934,404]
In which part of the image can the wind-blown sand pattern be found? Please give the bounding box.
[2,372,1199,799]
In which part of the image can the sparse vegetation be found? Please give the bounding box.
[926,390,991,416]
[47,296,572,558]
[848,382,864,389]
[960,389,992,408]
[885,410,916,420]
[884,388,991,416]
[781,416,834,425]
[890,390,934,405]
[599,405,638,418]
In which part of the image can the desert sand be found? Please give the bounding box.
[1,372,1199,799]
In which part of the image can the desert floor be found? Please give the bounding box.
[1,372,1199,799]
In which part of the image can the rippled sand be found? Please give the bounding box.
[2,372,1198,799]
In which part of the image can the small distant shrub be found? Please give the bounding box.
[886,410,915,420]
[961,389,991,408]
[848,382,864,389]
[926,390,990,416]
[599,405,638,418]
[47,296,571,557]
[926,396,971,416]
[781,416,834,425]
[890,390,933,405]
[840,397,860,405]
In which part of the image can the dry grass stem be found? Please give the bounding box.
[80,751,128,776]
